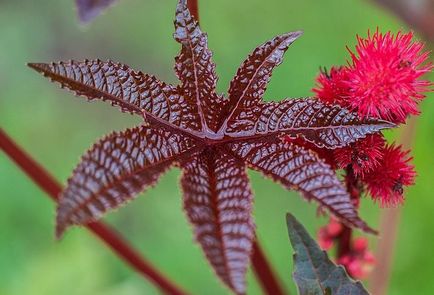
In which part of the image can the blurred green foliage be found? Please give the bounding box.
[0,0,433,294]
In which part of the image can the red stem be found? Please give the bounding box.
[252,240,287,295]
[335,167,360,261]
[187,0,199,21]
[0,128,188,295]
[336,226,352,259]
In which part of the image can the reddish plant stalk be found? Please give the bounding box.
[0,128,189,295]
[252,240,287,295]
[187,0,199,22]
[335,167,361,262]
[336,226,352,259]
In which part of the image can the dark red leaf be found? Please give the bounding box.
[174,0,226,131]
[221,32,302,129]
[76,0,117,23]
[181,149,254,295]
[228,139,376,234]
[28,60,204,134]
[56,126,197,237]
[225,98,394,149]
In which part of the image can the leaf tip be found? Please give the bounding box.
[27,62,49,74]
[378,119,397,130]
[55,203,73,240]
[286,212,295,224]
[286,212,300,235]
[363,225,379,235]
[176,0,188,12]
[279,30,304,48]
[287,30,304,39]
[55,219,67,240]
[345,216,378,235]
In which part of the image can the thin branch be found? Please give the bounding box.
[0,128,189,295]
[187,0,199,22]
[334,167,361,267]
[336,226,352,259]
[368,117,418,295]
[252,239,287,295]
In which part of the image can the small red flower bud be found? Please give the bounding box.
[318,228,334,250]
[313,67,351,107]
[334,134,385,176]
[337,240,375,279]
[352,237,368,253]
[363,144,416,207]
[326,218,344,237]
[317,218,343,250]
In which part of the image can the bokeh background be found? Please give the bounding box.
[1,0,433,294]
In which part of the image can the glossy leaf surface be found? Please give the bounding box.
[222,32,302,129]
[229,140,375,233]
[225,98,393,149]
[181,149,254,294]
[28,60,203,134]
[29,0,392,293]
[56,126,197,237]
[286,213,369,295]
[174,0,225,131]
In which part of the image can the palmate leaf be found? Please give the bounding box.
[56,126,197,237]
[229,140,375,233]
[28,0,394,293]
[286,213,369,295]
[181,149,254,295]
[76,0,118,23]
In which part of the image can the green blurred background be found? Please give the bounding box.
[1,0,433,294]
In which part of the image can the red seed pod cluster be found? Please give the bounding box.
[347,31,432,123]
[362,144,416,207]
[317,218,375,279]
[337,237,376,279]
[317,218,343,250]
[312,29,430,206]
[315,30,432,124]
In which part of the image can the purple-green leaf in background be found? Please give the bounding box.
[286,213,369,295]
[76,0,118,23]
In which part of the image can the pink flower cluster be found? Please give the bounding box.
[317,218,375,279]
[317,218,343,250]
[337,238,375,279]
[313,30,431,206]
